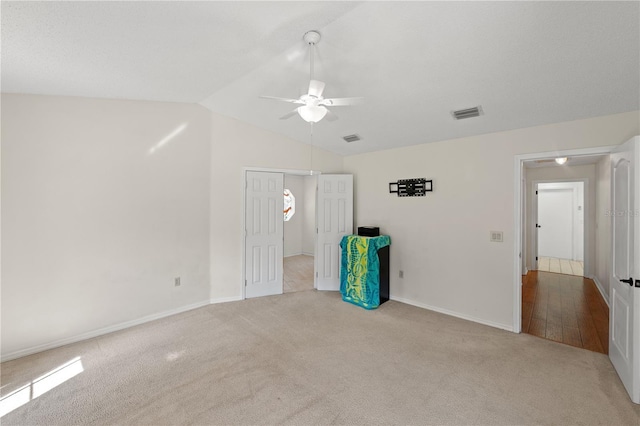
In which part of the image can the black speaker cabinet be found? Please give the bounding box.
[378,245,390,304]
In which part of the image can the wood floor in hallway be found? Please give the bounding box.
[522,271,609,354]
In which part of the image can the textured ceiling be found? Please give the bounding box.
[2,1,639,156]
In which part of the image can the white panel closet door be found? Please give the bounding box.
[538,188,574,259]
[245,171,284,298]
[609,136,639,404]
[316,174,353,291]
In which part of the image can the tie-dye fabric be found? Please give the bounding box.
[339,235,391,309]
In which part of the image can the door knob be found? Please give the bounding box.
[536,224,541,228]
[620,277,633,286]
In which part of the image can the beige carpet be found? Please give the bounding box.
[2,291,639,425]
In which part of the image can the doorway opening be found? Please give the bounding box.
[513,147,612,334]
[524,173,609,353]
[283,174,317,293]
[535,181,585,277]
[243,168,353,299]
[515,137,639,403]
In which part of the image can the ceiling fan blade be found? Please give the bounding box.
[308,80,325,98]
[260,95,304,104]
[320,97,364,106]
[279,109,299,120]
[325,109,339,121]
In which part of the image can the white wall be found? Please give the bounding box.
[208,114,343,303]
[283,174,317,257]
[1,93,343,359]
[595,156,612,304]
[343,111,639,330]
[284,175,304,257]
[1,94,212,358]
[302,175,317,256]
[525,165,595,274]
[2,92,636,357]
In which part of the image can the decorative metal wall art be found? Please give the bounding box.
[389,178,432,197]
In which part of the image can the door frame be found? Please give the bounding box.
[513,146,614,333]
[531,179,588,273]
[242,167,321,299]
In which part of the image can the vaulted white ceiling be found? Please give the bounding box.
[2,1,639,156]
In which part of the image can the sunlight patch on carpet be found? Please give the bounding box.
[0,357,84,417]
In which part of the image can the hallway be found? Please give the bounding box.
[522,271,608,354]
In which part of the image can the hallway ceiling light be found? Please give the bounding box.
[555,157,568,165]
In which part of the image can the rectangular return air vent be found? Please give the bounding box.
[343,134,361,143]
[452,106,483,120]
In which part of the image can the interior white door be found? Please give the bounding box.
[609,136,639,404]
[245,171,284,298]
[316,174,353,291]
[538,188,574,259]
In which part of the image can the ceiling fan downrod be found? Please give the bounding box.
[303,31,321,82]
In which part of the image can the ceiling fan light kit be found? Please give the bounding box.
[298,105,327,123]
[260,30,363,124]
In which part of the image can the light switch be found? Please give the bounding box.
[490,231,503,243]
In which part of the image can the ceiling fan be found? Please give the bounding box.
[260,30,363,123]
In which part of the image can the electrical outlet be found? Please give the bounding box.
[399,270,404,278]
[174,277,181,287]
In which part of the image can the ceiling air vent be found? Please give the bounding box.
[452,106,483,120]
[343,134,361,143]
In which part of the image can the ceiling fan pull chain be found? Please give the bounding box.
[309,122,314,174]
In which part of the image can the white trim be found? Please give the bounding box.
[1,300,211,362]
[514,156,523,333]
[592,276,610,307]
[515,146,616,162]
[241,169,248,300]
[243,166,323,176]
[284,252,315,258]
[210,296,243,304]
[390,296,513,332]
[284,253,303,258]
[514,145,615,334]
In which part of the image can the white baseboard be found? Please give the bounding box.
[591,276,610,307]
[390,295,513,332]
[1,300,211,362]
[210,295,243,304]
[302,251,315,257]
[284,252,315,258]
